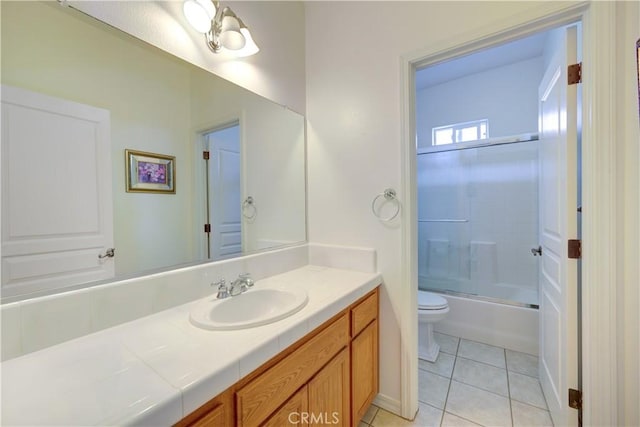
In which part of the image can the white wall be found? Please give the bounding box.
[68,0,306,114]
[305,0,583,411]
[305,0,639,421]
[416,57,543,148]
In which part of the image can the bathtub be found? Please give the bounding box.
[429,291,539,356]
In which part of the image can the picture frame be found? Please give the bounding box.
[125,149,175,194]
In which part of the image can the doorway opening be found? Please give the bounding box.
[201,122,242,260]
[414,23,582,426]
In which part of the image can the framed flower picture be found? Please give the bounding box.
[125,149,175,194]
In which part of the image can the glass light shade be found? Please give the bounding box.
[233,27,259,57]
[183,0,216,33]
[219,15,245,50]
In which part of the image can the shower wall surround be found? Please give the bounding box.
[417,140,539,305]
[1,243,377,361]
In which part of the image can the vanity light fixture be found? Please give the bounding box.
[183,0,259,57]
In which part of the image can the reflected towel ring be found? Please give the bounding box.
[242,196,257,219]
[371,188,400,221]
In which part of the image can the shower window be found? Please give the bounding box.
[432,119,489,146]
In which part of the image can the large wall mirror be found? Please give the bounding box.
[1,1,306,302]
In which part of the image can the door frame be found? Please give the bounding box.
[400,2,618,425]
[191,112,247,261]
[204,121,242,260]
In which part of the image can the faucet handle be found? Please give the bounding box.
[240,273,254,287]
[212,279,229,299]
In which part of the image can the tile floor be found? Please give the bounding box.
[359,332,553,427]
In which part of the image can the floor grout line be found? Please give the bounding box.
[505,349,515,427]
[439,353,457,427]
[364,334,552,427]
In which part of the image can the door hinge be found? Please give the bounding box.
[203,151,210,160]
[569,388,582,410]
[204,224,211,233]
[568,63,582,85]
[568,239,582,259]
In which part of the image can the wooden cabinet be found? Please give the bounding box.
[175,389,233,427]
[262,386,308,427]
[236,314,349,426]
[191,404,225,427]
[308,348,350,426]
[350,290,379,423]
[351,319,378,423]
[351,289,378,336]
[176,287,379,427]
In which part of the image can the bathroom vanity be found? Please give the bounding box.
[0,265,380,426]
[176,287,379,426]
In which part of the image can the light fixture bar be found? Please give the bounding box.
[183,0,259,57]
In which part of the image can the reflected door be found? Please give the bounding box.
[205,124,242,259]
[1,85,114,297]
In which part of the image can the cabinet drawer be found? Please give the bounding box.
[351,290,378,337]
[236,314,349,426]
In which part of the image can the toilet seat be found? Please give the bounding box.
[418,291,448,310]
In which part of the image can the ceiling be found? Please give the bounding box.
[415,31,549,90]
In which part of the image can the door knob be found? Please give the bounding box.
[531,246,542,256]
[98,248,115,259]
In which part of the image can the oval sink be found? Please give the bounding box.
[190,287,308,330]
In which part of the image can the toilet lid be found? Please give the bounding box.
[418,291,448,310]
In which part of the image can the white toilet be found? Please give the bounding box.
[418,291,450,362]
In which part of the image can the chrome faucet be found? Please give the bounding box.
[229,273,254,296]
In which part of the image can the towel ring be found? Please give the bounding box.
[242,196,257,219]
[371,188,400,221]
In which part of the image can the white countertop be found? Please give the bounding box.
[1,266,381,426]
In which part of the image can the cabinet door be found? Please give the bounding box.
[190,404,226,427]
[351,319,378,424]
[175,390,233,427]
[262,386,308,427]
[307,348,350,427]
[236,315,348,426]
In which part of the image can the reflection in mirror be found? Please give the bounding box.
[0,1,306,302]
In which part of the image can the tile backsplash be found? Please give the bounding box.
[1,243,377,361]
[308,243,377,273]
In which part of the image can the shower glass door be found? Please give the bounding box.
[417,140,539,306]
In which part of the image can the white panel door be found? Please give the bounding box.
[1,85,114,297]
[207,125,241,259]
[537,26,579,427]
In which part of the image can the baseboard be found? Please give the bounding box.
[372,393,402,417]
